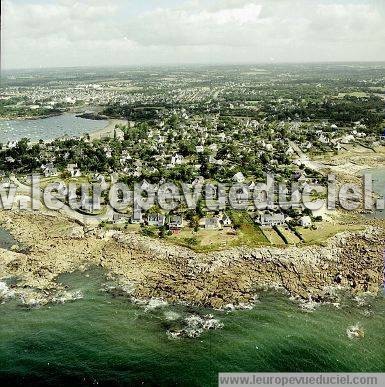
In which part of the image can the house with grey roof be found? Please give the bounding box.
[147,213,166,227]
[256,212,285,227]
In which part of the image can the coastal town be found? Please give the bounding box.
[0,64,384,312]
[1,64,384,252]
[2,0,385,383]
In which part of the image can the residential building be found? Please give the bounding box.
[257,212,285,227]
[300,216,312,228]
[147,213,166,227]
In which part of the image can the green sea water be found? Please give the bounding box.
[0,270,384,386]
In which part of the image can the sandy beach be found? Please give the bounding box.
[89,119,128,140]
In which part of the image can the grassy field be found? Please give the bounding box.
[167,227,238,252]
[102,223,140,232]
[261,228,286,245]
[227,210,269,247]
[234,224,270,247]
[167,211,270,252]
[277,226,302,245]
[296,222,363,244]
[168,211,360,252]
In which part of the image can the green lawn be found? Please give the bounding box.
[228,210,270,247]
[166,211,270,252]
[296,222,364,245]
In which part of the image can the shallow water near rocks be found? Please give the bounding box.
[0,227,18,250]
[0,269,384,386]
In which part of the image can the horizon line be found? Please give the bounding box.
[2,60,385,73]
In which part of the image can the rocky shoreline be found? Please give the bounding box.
[0,112,63,121]
[75,112,109,120]
[0,210,384,310]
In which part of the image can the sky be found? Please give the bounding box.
[1,0,385,69]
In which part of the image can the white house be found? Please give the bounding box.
[171,154,184,166]
[257,213,285,227]
[220,213,232,227]
[300,216,312,228]
[7,141,18,149]
[67,164,82,178]
[41,163,58,177]
[232,172,245,183]
[168,215,184,232]
[200,217,222,230]
[5,156,15,164]
[147,213,166,227]
[286,147,295,156]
